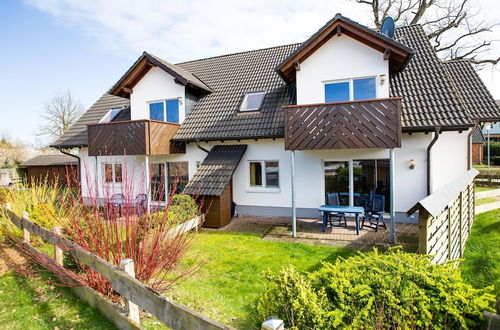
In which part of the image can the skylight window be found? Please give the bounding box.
[240,92,266,112]
[99,108,123,123]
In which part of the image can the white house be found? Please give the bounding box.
[53,14,500,232]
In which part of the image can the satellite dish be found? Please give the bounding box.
[381,17,395,38]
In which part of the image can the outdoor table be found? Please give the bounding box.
[318,205,365,235]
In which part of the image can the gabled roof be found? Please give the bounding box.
[51,93,130,148]
[276,13,414,82]
[20,154,78,167]
[109,52,213,97]
[183,144,247,196]
[471,127,485,144]
[444,60,500,122]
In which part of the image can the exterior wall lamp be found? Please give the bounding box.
[177,96,183,105]
[408,159,416,169]
[380,74,387,85]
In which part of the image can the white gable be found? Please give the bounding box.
[130,66,186,122]
[296,34,389,104]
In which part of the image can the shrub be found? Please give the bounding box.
[257,248,495,329]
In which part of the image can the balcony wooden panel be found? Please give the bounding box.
[88,119,185,156]
[284,97,402,150]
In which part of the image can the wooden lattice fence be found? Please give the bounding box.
[407,169,478,264]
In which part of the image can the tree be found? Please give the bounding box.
[38,90,84,142]
[356,0,499,67]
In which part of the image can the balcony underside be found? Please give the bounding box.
[284,97,402,150]
[87,120,185,156]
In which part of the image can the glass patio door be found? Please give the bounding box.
[324,161,350,206]
[150,163,166,202]
[353,159,390,211]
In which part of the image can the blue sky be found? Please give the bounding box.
[1,0,499,146]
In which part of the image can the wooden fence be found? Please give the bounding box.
[407,169,479,264]
[1,205,233,330]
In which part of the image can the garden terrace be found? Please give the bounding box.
[284,97,402,150]
[87,119,185,156]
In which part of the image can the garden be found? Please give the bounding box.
[0,182,498,329]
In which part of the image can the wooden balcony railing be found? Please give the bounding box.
[284,97,402,150]
[87,119,185,156]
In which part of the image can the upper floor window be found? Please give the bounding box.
[149,99,180,123]
[325,77,376,102]
[240,92,266,112]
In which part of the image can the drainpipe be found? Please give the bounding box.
[195,140,209,153]
[57,148,81,183]
[427,127,441,195]
[467,121,480,170]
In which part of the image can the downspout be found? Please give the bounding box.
[57,148,81,183]
[426,127,441,195]
[195,140,209,153]
[467,121,481,170]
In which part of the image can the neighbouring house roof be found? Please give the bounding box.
[20,154,78,167]
[52,94,130,148]
[471,128,486,144]
[53,15,500,147]
[183,145,247,196]
[276,14,414,82]
[109,52,213,98]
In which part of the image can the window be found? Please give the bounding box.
[324,77,376,102]
[167,162,189,194]
[249,161,279,189]
[103,163,122,183]
[240,92,266,112]
[150,163,166,202]
[99,108,123,123]
[149,99,180,123]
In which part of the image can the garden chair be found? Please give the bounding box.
[110,193,125,216]
[361,194,386,232]
[327,193,347,227]
[134,194,148,216]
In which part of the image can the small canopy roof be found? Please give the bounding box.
[20,154,78,167]
[276,14,414,83]
[109,52,213,98]
[184,145,247,196]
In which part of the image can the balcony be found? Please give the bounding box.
[87,120,185,156]
[284,97,402,150]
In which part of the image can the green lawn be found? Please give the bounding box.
[474,164,500,171]
[170,231,355,329]
[475,197,499,206]
[0,271,115,329]
[475,185,500,193]
[461,209,500,297]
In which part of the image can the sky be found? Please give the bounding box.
[1,0,499,147]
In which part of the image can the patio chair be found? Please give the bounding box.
[327,193,347,227]
[134,194,148,216]
[110,193,125,216]
[361,194,386,232]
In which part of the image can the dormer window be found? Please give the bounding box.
[240,92,266,112]
[99,108,123,123]
[325,77,376,103]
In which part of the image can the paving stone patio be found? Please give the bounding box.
[219,215,419,252]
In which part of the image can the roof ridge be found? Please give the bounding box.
[175,42,302,65]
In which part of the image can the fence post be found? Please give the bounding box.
[120,259,140,324]
[21,211,30,244]
[447,206,452,261]
[53,227,64,266]
[418,209,431,254]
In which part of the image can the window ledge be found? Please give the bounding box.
[245,188,281,194]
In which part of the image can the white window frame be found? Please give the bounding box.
[147,98,181,122]
[102,162,123,185]
[323,76,378,102]
[239,92,266,112]
[247,160,280,192]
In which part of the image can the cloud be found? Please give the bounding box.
[24,0,371,62]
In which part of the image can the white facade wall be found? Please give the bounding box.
[130,67,186,122]
[296,35,389,104]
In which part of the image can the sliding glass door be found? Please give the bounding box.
[151,163,166,202]
[324,161,350,206]
[353,159,390,211]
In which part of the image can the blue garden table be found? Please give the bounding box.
[318,205,365,235]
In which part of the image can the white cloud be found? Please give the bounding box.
[25,0,500,97]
